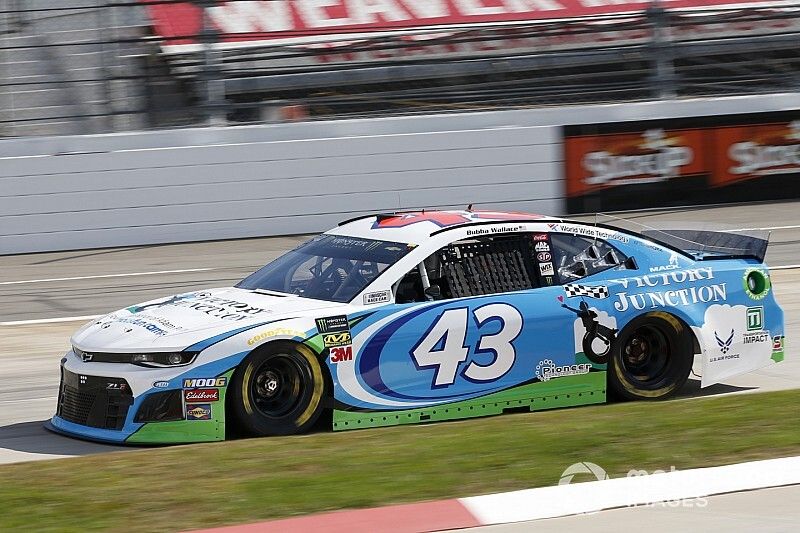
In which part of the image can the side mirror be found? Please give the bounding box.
[424,285,442,301]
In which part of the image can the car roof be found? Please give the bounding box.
[327,210,562,244]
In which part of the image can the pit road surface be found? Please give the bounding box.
[1,201,799,466]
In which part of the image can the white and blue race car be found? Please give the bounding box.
[48,210,784,443]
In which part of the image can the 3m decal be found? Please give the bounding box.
[323,331,352,348]
[184,389,220,402]
[315,315,349,334]
[183,377,227,388]
[330,345,353,363]
[186,404,212,421]
[411,303,522,387]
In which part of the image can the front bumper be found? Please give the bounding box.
[48,350,243,444]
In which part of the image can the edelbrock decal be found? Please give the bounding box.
[184,389,220,402]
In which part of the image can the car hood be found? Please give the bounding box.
[71,287,343,352]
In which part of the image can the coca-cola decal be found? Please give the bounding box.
[184,389,220,403]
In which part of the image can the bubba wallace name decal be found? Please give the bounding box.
[611,267,726,312]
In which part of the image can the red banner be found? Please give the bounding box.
[140,0,785,48]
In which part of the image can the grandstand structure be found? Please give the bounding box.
[2,0,799,137]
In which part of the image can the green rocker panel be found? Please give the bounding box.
[332,371,607,431]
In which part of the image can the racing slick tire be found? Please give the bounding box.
[608,313,693,401]
[231,341,326,436]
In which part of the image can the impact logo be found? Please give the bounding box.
[535,359,591,382]
[715,329,735,354]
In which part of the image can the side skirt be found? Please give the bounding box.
[332,372,606,431]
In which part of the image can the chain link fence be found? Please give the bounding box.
[2,1,799,137]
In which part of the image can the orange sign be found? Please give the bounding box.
[565,120,800,198]
[565,128,706,197]
[711,121,800,187]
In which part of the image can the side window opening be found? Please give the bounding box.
[394,233,538,303]
[550,234,628,283]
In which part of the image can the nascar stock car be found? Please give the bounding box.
[48,210,784,444]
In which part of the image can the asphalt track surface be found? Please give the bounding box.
[1,201,799,530]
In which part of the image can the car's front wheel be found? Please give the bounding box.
[231,341,326,436]
[608,313,693,400]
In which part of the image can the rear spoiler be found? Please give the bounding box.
[641,229,768,263]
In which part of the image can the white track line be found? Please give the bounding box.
[735,224,800,231]
[0,268,216,286]
[770,264,800,270]
[0,315,99,327]
[460,455,800,524]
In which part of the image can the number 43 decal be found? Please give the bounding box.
[411,303,523,387]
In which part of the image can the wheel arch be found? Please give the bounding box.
[226,338,333,436]
[608,310,698,400]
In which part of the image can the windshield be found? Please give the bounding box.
[236,234,414,303]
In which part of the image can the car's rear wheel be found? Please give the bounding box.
[608,313,693,400]
[231,341,326,436]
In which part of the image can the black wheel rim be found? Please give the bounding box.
[251,355,305,418]
[620,325,671,386]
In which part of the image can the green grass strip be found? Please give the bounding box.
[2,389,800,532]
